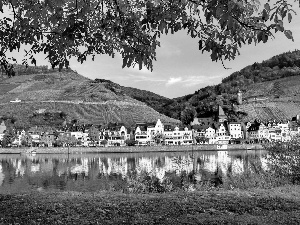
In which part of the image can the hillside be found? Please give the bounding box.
[236,75,300,122]
[0,69,179,128]
[93,79,183,119]
[166,50,300,122]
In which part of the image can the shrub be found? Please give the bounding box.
[263,137,300,184]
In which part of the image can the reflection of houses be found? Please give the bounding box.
[70,158,89,176]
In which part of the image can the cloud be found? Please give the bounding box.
[181,75,222,87]
[166,77,182,86]
[164,75,222,87]
[126,74,166,83]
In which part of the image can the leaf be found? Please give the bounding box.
[264,3,270,11]
[262,9,269,21]
[198,40,202,50]
[122,56,128,68]
[284,30,294,41]
[288,13,292,23]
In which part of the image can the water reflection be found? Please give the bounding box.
[0,150,266,193]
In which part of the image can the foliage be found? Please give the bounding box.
[181,106,196,125]
[1,129,16,147]
[20,133,33,147]
[124,139,136,146]
[88,126,99,142]
[56,133,77,146]
[152,132,165,144]
[195,136,209,144]
[263,137,300,184]
[100,139,108,146]
[0,0,298,72]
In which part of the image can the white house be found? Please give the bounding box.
[228,122,243,139]
[164,126,193,145]
[205,127,215,138]
[135,126,148,145]
[216,123,227,136]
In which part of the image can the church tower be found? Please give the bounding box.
[237,90,242,105]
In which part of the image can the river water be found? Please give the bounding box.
[0,150,267,194]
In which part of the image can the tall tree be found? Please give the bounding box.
[181,106,196,125]
[0,0,298,72]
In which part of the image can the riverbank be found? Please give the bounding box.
[1,185,300,224]
[0,144,263,154]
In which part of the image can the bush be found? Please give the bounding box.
[263,137,300,184]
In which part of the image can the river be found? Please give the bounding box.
[0,150,267,194]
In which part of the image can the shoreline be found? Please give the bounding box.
[0,144,263,154]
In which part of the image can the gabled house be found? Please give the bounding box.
[205,126,215,138]
[215,123,228,136]
[135,126,148,145]
[228,122,244,139]
[164,126,193,145]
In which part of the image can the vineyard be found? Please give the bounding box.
[0,70,179,126]
[244,75,300,100]
[237,102,300,122]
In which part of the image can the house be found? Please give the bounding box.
[228,122,243,139]
[268,128,282,142]
[0,121,6,141]
[135,126,148,145]
[164,126,193,145]
[205,127,215,139]
[215,123,227,136]
[106,125,129,146]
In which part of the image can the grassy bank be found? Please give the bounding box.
[1,185,300,224]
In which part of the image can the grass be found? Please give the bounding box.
[1,186,300,224]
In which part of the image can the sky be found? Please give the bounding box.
[6,1,300,99]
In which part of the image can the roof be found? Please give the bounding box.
[218,106,226,117]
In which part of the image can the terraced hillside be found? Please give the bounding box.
[243,76,300,101]
[0,70,179,127]
[236,75,300,121]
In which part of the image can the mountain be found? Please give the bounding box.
[0,68,180,129]
[160,50,300,122]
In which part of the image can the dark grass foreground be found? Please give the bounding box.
[1,186,300,225]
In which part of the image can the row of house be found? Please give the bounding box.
[1,114,300,147]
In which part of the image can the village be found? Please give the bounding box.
[0,103,299,148]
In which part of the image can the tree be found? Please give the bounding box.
[195,136,209,144]
[1,129,16,147]
[88,126,100,143]
[0,0,298,72]
[56,133,77,147]
[125,139,136,146]
[20,133,33,147]
[100,139,108,146]
[181,106,196,125]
